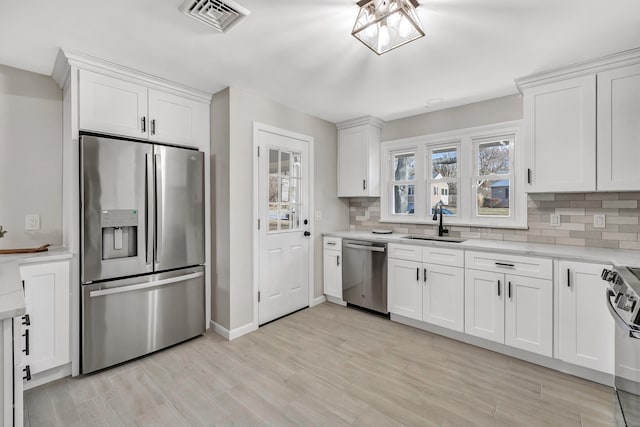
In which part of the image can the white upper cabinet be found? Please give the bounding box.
[336,117,384,197]
[79,69,148,139]
[79,69,208,147]
[597,63,640,191]
[522,75,596,192]
[517,47,640,192]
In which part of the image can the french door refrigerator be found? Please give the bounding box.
[80,134,205,374]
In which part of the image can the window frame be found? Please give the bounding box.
[426,141,462,219]
[380,121,526,228]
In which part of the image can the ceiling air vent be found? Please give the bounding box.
[180,0,250,33]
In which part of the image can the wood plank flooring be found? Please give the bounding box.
[24,303,616,426]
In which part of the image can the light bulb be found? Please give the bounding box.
[379,23,390,47]
[398,15,412,37]
[365,21,378,38]
[387,10,401,27]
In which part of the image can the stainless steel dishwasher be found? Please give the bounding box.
[342,239,388,314]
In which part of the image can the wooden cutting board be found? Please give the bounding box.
[0,244,50,255]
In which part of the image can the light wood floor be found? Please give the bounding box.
[25,303,616,426]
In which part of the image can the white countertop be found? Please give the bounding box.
[0,247,73,320]
[325,230,640,266]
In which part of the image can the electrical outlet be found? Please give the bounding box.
[550,213,560,226]
[25,214,40,231]
[594,214,606,228]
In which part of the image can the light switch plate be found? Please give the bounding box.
[25,214,40,231]
[550,213,560,226]
[594,214,606,228]
[314,210,322,221]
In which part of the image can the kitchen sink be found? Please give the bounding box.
[402,235,466,243]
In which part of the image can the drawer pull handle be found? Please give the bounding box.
[498,280,501,297]
[327,242,336,246]
[22,314,30,326]
[495,262,515,268]
[23,365,31,381]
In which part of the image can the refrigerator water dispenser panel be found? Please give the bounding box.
[101,210,138,260]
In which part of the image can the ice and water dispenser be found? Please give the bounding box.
[101,209,138,260]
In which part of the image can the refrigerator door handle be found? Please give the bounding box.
[89,271,204,298]
[145,153,153,265]
[154,153,161,267]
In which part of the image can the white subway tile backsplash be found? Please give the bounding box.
[603,200,638,209]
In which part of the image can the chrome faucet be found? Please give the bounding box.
[432,201,449,237]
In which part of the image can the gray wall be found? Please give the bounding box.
[211,87,349,331]
[0,64,62,249]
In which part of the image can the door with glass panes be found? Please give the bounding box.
[257,127,311,325]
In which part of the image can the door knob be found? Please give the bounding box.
[303,231,311,237]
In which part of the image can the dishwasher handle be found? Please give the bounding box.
[344,243,386,252]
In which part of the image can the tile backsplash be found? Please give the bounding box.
[349,193,640,251]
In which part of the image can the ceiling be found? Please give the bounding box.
[0,0,639,123]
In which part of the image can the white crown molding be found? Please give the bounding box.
[515,47,640,92]
[50,48,213,103]
[336,115,385,130]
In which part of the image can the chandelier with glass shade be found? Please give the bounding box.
[352,0,425,55]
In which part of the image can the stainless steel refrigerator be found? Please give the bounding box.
[80,134,205,374]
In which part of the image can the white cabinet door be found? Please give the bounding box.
[559,261,614,374]
[388,258,422,320]
[423,264,464,332]
[524,75,596,192]
[79,69,148,138]
[20,261,70,375]
[337,125,370,197]
[504,275,553,356]
[148,89,204,146]
[323,249,342,299]
[465,269,504,343]
[597,64,640,191]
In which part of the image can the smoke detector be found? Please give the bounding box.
[180,0,250,33]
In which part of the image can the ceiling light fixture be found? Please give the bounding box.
[352,0,425,55]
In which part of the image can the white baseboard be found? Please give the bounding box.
[310,296,326,307]
[24,363,72,390]
[325,295,347,306]
[210,320,257,340]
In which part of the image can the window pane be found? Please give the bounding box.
[430,182,457,216]
[478,140,510,175]
[432,147,457,179]
[477,179,510,216]
[290,203,300,229]
[393,184,414,214]
[269,202,279,231]
[292,152,301,178]
[269,176,279,202]
[281,151,291,176]
[281,177,290,202]
[280,203,291,229]
[394,153,415,181]
[269,149,279,174]
[289,178,299,204]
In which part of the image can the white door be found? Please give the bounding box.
[523,74,596,192]
[78,69,148,138]
[257,128,311,325]
[323,249,342,299]
[387,258,422,320]
[504,275,553,356]
[423,264,464,332]
[148,89,204,146]
[465,269,504,343]
[597,63,640,191]
[559,261,614,374]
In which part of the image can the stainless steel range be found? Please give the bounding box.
[603,266,640,426]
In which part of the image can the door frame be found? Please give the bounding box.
[252,122,315,329]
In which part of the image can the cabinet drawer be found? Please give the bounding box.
[323,237,342,250]
[388,243,422,262]
[465,251,552,280]
[423,247,464,268]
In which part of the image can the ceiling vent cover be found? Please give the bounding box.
[180,0,250,33]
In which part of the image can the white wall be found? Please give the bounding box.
[211,87,349,331]
[0,64,62,249]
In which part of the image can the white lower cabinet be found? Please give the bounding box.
[2,317,24,427]
[323,237,343,300]
[388,244,464,330]
[464,252,553,357]
[558,260,614,374]
[20,261,71,376]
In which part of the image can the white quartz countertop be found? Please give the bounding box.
[0,247,72,320]
[325,230,640,266]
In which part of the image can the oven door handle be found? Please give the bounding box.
[606,288,640,339]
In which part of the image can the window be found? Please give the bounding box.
[380,122,525,228]
[268,148,302,231]
[391,151,415,215]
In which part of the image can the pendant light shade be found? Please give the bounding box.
[352,0,425,55]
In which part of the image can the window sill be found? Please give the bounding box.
[378,217,529,230]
